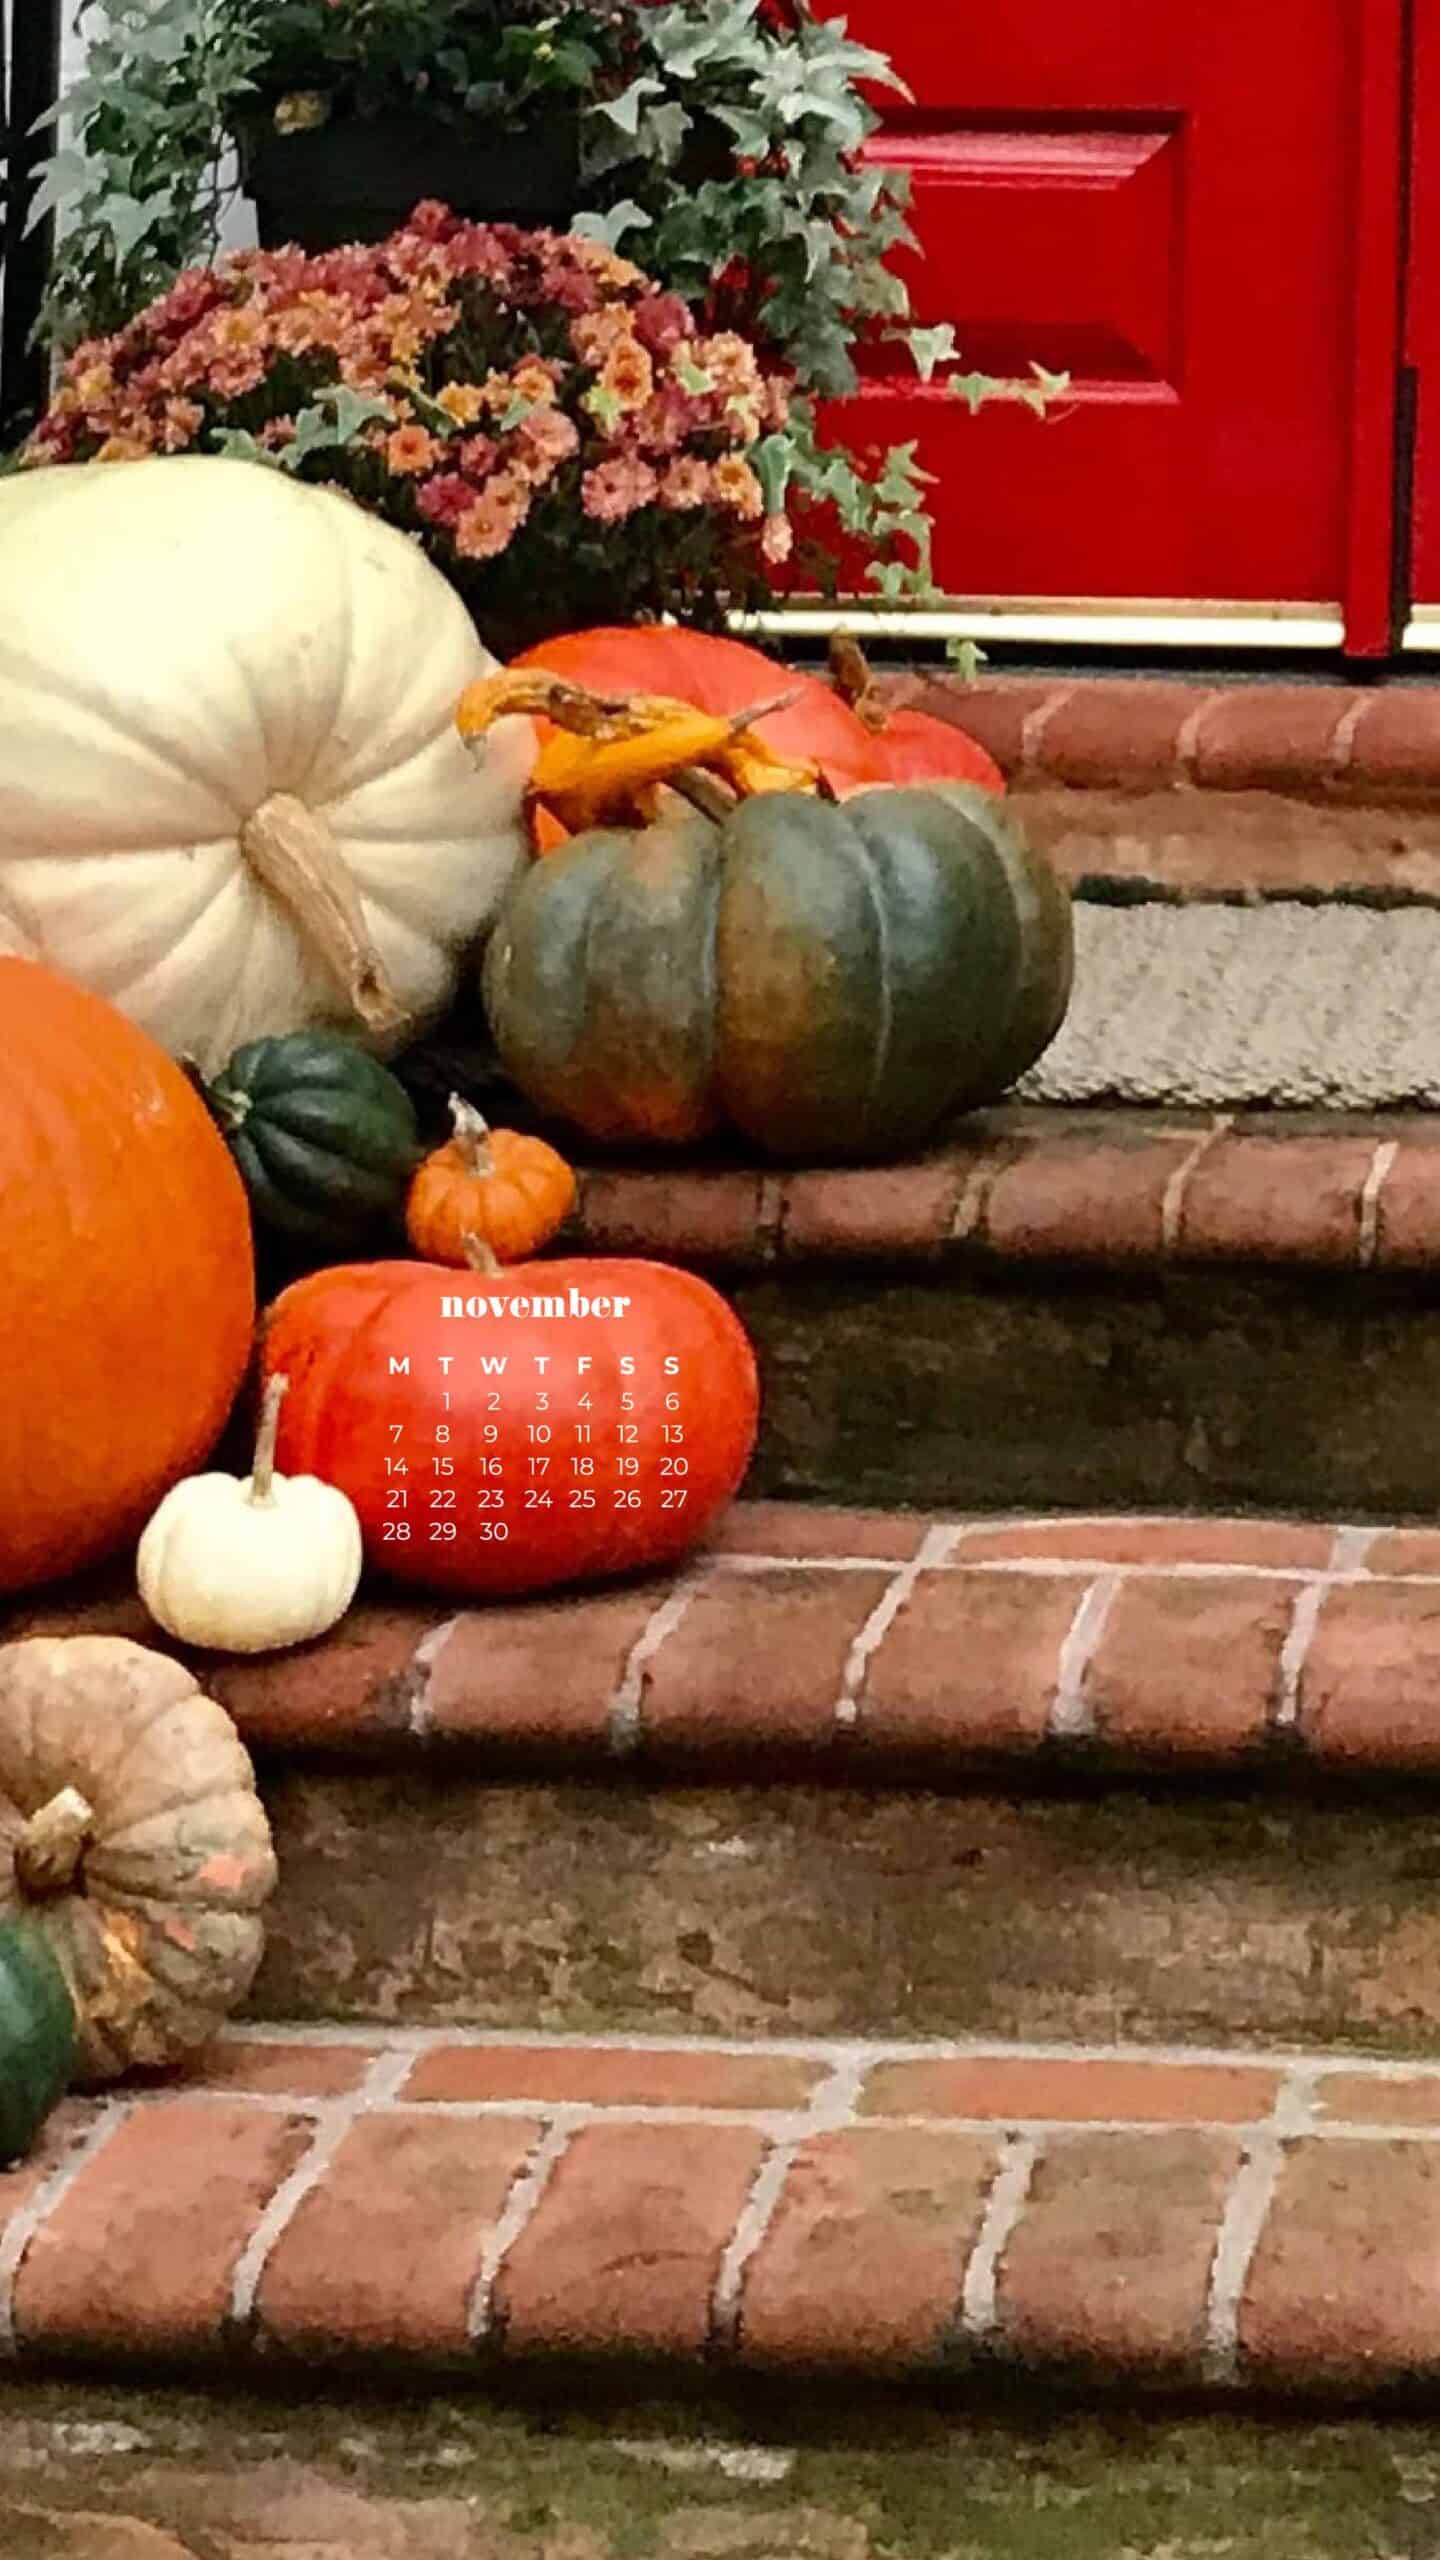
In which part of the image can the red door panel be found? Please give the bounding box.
[1407,2,1440,612]
[818,3,1403,638]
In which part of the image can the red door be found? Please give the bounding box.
[817,2,1407,654]
[1405,3,1440,645]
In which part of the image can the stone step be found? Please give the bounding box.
[8,2025,1440,2406]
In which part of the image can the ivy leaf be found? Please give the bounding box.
[593,75,663,137]
[946,636,988,682]
[571,200,653,252]
[906,322,960,383]
[750,432,794,515]
[23,151,92,233]
[644,102,692,166]
[210,429,279,468]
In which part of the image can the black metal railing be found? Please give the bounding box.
[1,0,63,445]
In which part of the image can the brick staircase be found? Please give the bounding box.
[11,675,1440,2550]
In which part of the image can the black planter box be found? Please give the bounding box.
[235,107,582,250]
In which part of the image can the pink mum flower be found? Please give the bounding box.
[570,305,635,368]
[582,454,659,524]
[761,512,795,566]
[659,457,711,511]
[453,485,529,560]
[415,472,478,530]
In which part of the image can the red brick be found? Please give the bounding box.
[858,1568,1079,1755]
[0,2099,103,2240]
[912,678,1064,775]
[1027,682,1203,788]
[1364,1529,1440,1573]
[859,2056,1280,2125]
[401,2045,821,2110]
[638,1566,892,1753]
[1343,689,1440,798]
[1311,2071,1440,2128]
[1187,686,1363,792]
[979,1134,1194,1261]
[205,1606,428,1748]
[1372,1143,1440,1269]
[1296,1582,1440,1769]
[1085,1575,1293,1760]
[493,2121,764,2357]
[996,2129,1239,2381]
[1177,1136,1376,1266]
[957,1518,1335,1569]
[574,1169,765,1262]
[1241,2138,1440,2388]
[778,1161,966,1257]
[423,1583,673,1748]
[705,1503,934,1561]
[737,2126,998,2368]
[176,2040,379,2099]
[254,2111,541,2357]
[13,2099,311,2358]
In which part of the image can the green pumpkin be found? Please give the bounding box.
[205,1032,421,1243]
[482,785,1073,1161]
[0,1919,77,2166]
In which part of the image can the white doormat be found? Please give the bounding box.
[1019,901,1440,1109]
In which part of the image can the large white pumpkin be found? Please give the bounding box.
[0,456,533,1070]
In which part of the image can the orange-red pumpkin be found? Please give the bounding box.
[0,959,255,1592]
[512,626,1003,798]
[261,1256,758,1597]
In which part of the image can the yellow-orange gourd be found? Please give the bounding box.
[405,1095,575,1265]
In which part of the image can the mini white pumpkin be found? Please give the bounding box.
[138,1374,362,1653]
[0,456,534,1072]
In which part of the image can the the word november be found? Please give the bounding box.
[439,1285,634,1319]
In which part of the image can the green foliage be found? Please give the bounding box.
[35,0,1067,601]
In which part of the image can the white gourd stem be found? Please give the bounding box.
[461,1232,503,1276]
[15,1787,94,1898]
[239,792,407,1035]
[447,1094,495,1177]
[250,1372,288,1506]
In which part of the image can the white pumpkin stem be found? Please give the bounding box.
[461,1231,502,1276]
[447,1093,495,1176]
[240,793,408,1037]
[15,1787,94,1898]
[251,1372,288,1505]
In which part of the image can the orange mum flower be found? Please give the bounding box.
[599,335,654,414]
[712,455,764,520]
[386,423,439,476]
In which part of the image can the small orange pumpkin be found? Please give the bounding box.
[404,1094,576,1265]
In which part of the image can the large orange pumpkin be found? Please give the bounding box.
[512,627,1003,797]
[261,1255,759,1597]
[0,959,255,1591]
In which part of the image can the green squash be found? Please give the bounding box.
[482,784,1073,1162]
[0,1919,77,2165]
[205,1032,421,1244]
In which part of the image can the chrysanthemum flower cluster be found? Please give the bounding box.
[23,202,798,646]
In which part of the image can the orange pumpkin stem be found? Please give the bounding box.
[15,1785,94,1898]
[460,1232,503,1276]
[446,1093,495,1176]
[250,1370,288,1506]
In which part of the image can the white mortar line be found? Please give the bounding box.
[1273,1528,1376,1734]
[0,2102,132,2358]
[710,2053,869,2351]
[1327,694,1371,780]
[215,2020,1440,2075]
[1174,689,1228,784]
[702,1550,1410,1589]
[1202,2065,1317,2386]
[755,1172,787,1259]
[1018,682,1081,776]
[957,2134,1041,2342]
[1358,1141,1400,1269]
[466,2114,578,2343]
[227,2048,415,2334]
[949,1152,1008,1244]
[1160,1113,1235,1252]
[1049,1571,1123,1740]
[834,1524,963,1732]
[408,1615,463,1740]
[606,1563,714,1755]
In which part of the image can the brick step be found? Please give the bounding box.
[8,2025,1440,2405]
[903,670,1440,900]
[13,1502,1438,1782]
[552,1106,1440,1519]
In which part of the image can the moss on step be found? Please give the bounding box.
[6,2377,1440,2557]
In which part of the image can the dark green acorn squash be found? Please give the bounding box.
[482,783,1073,1161]
[0,1918,77,2165]
[206,1032,421,1244]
